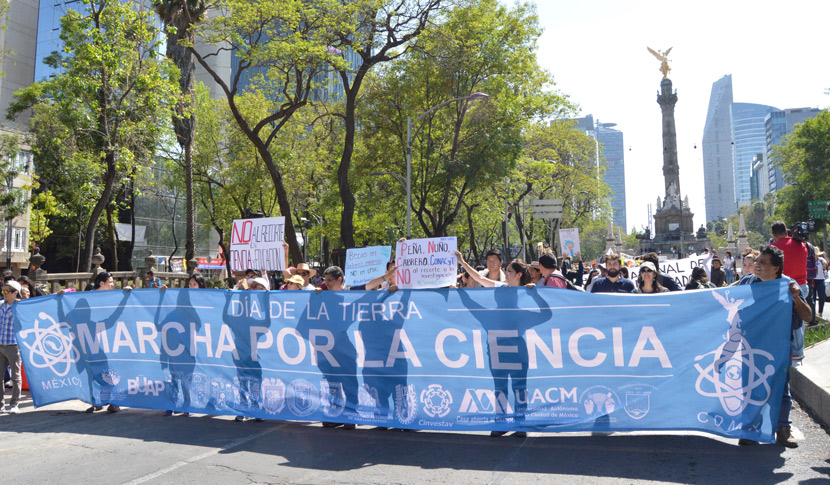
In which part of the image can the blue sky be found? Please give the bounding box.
[532,0,830,232]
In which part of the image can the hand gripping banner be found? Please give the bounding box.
[14,280,792,442]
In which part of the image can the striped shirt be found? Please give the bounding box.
[0,301,16,345]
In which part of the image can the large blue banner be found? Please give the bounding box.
[14,280,792,442]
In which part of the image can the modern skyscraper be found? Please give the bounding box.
[765,107,822,194]
[571,115,627,231]
[730,102,776,207]
[701,75,735,223]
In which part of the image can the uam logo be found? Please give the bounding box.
[128,376,165,396]
[694,291,776,416]
[459,389,513,414]
[394,384,418,425]
[420,384,453,418]
[18,312,80,377]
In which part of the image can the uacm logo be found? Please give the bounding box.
[458,389,513,414]
[694,291,776,416]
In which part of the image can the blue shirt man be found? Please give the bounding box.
[590,254,636,293]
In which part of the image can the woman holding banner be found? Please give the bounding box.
[455,251,533,288]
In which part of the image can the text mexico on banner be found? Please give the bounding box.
[230,217,286,272]
[395,237,457,289]
[14,281,791,442]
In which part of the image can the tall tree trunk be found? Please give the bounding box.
[105,202,118,271]
[337,88,359,249]
[82,151,117,272]
[166,19,197,269]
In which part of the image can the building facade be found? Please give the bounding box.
[701,75,735,223]
[1,0,39,271]
[571,115,627,231]
[730,102,776,207]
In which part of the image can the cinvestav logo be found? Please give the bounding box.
[18,312,81,377]
[694,291,776,416]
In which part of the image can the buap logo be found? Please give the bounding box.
[420,384,453,418]
[394,384,418,425]
[18,312,80,377]
[694,291,775,416]
[458,389,513,414]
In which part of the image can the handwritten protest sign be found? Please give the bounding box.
[559,228,581,257]
[395,237,457,289]
[229,217,286,272]
[345,246,392,287]
[629,253,713,287]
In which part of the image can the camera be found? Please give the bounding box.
[789,221,815,242]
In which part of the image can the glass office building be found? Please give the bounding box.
[730,102,776,206]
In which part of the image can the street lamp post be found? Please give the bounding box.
[403,92,490,239]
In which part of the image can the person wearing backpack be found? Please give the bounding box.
[539,254,584,291]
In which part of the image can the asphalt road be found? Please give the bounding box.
[1,392,829,484]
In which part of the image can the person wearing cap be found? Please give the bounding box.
[636,262,668,294]
[710,256,727,288]
[145,270,167,289]
[248,277,271,291]
[640,252,682,291]
[0,280,22,414]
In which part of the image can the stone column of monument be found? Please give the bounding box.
[725,223,738,256]
[737,214,750,255]
[658,78,681,200]
[605,222,617,253]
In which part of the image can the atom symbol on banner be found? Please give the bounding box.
[694,339,775,416]
[18,312,80,377]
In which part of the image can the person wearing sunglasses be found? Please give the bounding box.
[279,241,316,290]
[0,281,23,414]
[636,262,668,294]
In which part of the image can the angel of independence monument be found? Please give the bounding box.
[641,47,711,257]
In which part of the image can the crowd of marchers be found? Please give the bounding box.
[1,220,826,448]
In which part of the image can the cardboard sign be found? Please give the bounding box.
[395,237,457,289]
[345,246,392,287]
[559,228,581,257]
[229,217,286,272]
[629,254,713,288]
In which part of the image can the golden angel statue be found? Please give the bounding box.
[647,46,672,79]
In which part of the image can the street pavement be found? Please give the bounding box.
[1,394,829,484]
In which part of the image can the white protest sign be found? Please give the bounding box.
[395,237,457,289]
[229,217,286,272]
[559,228,581,257]
[345,246,392,287]
[629,254,713,288]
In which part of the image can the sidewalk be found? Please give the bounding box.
[791,305,830,427]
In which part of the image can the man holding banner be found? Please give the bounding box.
[738,245,812,448]
[0,280,22,414]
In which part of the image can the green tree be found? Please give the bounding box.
[330,0,443,248]
[772,110,830,231]
[361,0,567,242]
[188,0,349,265]
[153,0,208,272]
[9,0,177,271]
